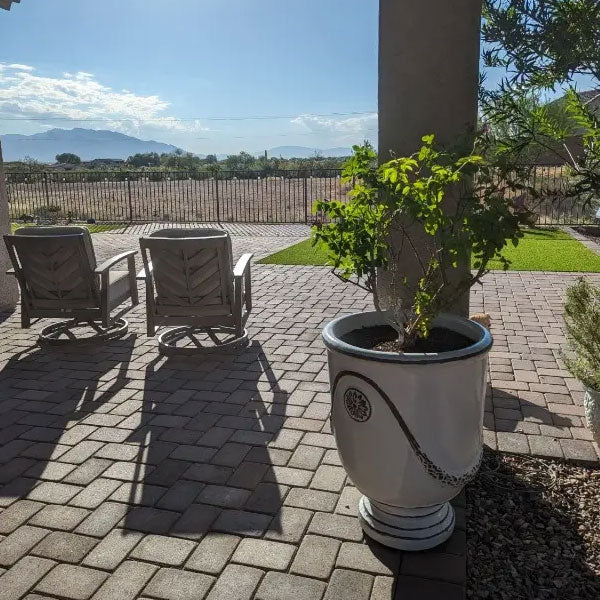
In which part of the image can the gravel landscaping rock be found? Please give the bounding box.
[467,448,600,599]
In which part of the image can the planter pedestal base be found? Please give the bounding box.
[358,496,455,551]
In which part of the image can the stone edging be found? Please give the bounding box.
[565,226,600,257]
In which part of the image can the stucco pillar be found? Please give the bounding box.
[0,138,18,311]
[378,0,482,316]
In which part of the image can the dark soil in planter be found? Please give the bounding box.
[467,448,600,599]
[341,324,473,353]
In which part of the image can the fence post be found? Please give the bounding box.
[126,177,133,222]
[303,172,308,224]
[43,172,50,207]
[215,174,221,223]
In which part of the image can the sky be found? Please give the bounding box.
[0,0,596,156]
[0,0,379,154]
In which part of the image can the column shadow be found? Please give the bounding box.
[489,388,580,434]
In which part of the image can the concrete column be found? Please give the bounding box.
[378,0,482,316]
[0,138,19,311]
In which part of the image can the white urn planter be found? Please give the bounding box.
[322,311,492,551]
[584,386,600,445]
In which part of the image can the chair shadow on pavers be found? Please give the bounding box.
[0,333,136,505]
[120,340,291,539]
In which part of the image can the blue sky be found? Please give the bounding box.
[0,0,378,154]
[0,0,595,155]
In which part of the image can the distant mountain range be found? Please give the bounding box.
[1,128,183,162]
[263,146,352,159]
[0,127,355,163]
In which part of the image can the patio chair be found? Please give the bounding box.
[4,226,138,343]
[138,228,253,354]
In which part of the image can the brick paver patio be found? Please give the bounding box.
[0,225,598,600]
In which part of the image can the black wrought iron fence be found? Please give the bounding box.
[4,165,598,225]
[5,169,351,224]
[490,165,599,226]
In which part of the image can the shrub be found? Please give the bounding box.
[563,278,600,391]
[313,136,526,349]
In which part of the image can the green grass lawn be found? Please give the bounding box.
[259,228,600,272]
[10,222,125,234]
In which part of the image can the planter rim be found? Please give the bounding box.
[322,311,492,365]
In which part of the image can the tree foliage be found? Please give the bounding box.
[55,152,81,164]
[482,0,600,216]
[8,149,351,175]
[314,137,525,347]
[482,0,600,88]
[126,152,161,168]
[563,278,600,390]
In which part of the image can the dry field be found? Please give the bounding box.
[6,166,593,225]
[7,176,353,224]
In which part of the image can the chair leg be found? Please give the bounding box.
[20,299,30,329]
[128,255,139,306]
[234,278,243,338]
[147,318,155,337]
[145,283,155,337]
[101,306,110,329]
[245,269,252,313]
[100,273,110,328]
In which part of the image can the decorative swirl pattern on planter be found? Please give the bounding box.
[333,370,482,488]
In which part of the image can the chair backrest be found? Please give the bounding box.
[140,228,234,316]
[5,226,100,310]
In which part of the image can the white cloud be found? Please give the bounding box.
[291,112,377,141]
[0,63,207,135]
[7,63,35,71]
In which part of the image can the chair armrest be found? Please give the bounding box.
[233,253,253,278]
[95,250,137,275]
[233,253,253,315]
[137,262,153,280]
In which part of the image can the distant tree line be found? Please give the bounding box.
[127,149,348,172]
[5,149,350,175]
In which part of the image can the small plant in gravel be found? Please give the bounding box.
[313,136,526,350]
[563,277,600,392]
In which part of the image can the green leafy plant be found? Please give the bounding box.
[481,1,600,220]
[482,0,600,89]
[562,278,600,391]
[313,136,525,349]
